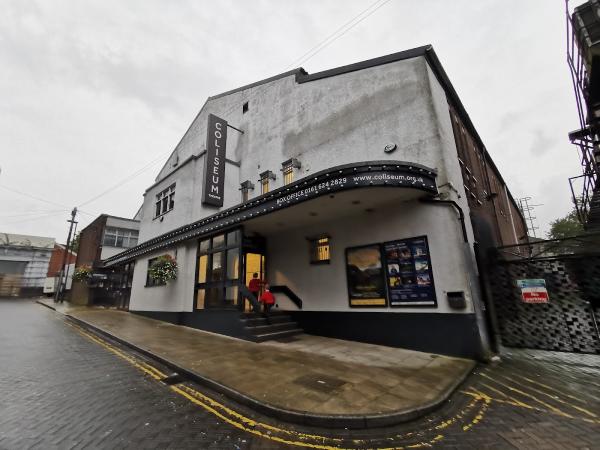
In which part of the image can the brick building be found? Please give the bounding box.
[71,215,139,307]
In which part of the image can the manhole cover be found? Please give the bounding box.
[293,374,347,393]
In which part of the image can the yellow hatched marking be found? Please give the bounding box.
[477,382,533,409]
[479,372,575,419]
[508,373,598,417]
[492,372,598,419]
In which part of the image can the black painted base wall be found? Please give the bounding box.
[131,309,253,340]
[289,311,483,359]
[132,309,483,360]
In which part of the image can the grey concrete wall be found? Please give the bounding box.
[129,241,196,313]
[128,54,488,328]
[137,56,463,243]
[139,154,240,243]
[267,199,474,314]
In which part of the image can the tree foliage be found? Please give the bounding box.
[70,231,81,254]
[547,209,584,240]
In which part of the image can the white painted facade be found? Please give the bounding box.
[112,48,527,358]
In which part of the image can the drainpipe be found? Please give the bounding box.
[419,197,494,361]
[419,198,468,242]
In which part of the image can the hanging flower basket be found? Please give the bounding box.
[72,265,92,282]
[148,255,178,285]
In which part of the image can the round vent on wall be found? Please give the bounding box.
[384,143,397,153]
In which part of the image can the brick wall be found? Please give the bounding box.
[75,215,107,268]
[46,245,77,277]
[449,104,528,249]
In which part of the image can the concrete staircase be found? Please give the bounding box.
[241,311,303,342]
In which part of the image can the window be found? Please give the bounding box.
[103,227,139,248]
[240,180,254,203]
[283,166,294,185]
[259,170,275,195]
[146,257,165,287]
[196,229,242,309]
[155,183,175,218]
[261,177,270,194]
[309,236,330,264]
[281,158,301,186]
[243,101,249,114]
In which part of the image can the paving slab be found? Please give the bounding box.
[37,299,475,428]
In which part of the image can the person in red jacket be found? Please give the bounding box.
[260,283,276,324]
[248,273,263,295]
[247,273,263,311]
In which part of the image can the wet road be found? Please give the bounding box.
[1,298,600,449]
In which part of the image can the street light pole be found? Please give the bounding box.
[54,207,78,303]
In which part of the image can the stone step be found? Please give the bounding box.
[240,310,289,319]
[246,321,299,335]
[251,328,304,343]
[241,315,293,326]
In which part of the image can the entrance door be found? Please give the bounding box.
[195,230,242,310]
[243,252,265,312]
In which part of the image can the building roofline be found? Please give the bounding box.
[208,69,306,101]
[296,45,431,83]
[80,214,139,233]
[420,47,524,218]
[151,45,523,222]
[104,214,140,223]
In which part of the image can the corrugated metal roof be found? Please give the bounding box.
[0,233,55,249]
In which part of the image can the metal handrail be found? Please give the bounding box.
[495,232,600,260]
[239,285,261,313]
[269,285,303,309]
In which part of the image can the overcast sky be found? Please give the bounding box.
[0,0,579,242]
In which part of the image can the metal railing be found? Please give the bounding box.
[495,232,600,261]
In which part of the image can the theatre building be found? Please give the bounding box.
[104,46,527,359]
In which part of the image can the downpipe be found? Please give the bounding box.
[419,198,494,362]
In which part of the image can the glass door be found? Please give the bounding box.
[195,229,241,310]
[243,252,265,312]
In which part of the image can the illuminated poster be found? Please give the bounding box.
[383,236,437,307]
[345,244,387,307]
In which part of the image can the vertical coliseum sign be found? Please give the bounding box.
[202,114,228,207]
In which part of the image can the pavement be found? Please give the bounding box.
[3,298,600,449]
[37,298,475,428]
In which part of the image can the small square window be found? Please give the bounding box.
[281,158,301,186]
[240,180,254,203]
[243,102,249,114]
[259,171,275,195]
[309,236,330,264]
[261,178,270,194]
[283,166,294,185]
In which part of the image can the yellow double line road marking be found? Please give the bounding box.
[67,321,487,449]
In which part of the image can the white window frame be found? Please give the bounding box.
[103,227,139,248]
[155,183,176,218]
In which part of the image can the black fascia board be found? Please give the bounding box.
[295,45,431,84]
[103,160,438,266]
[208,69,306,101]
